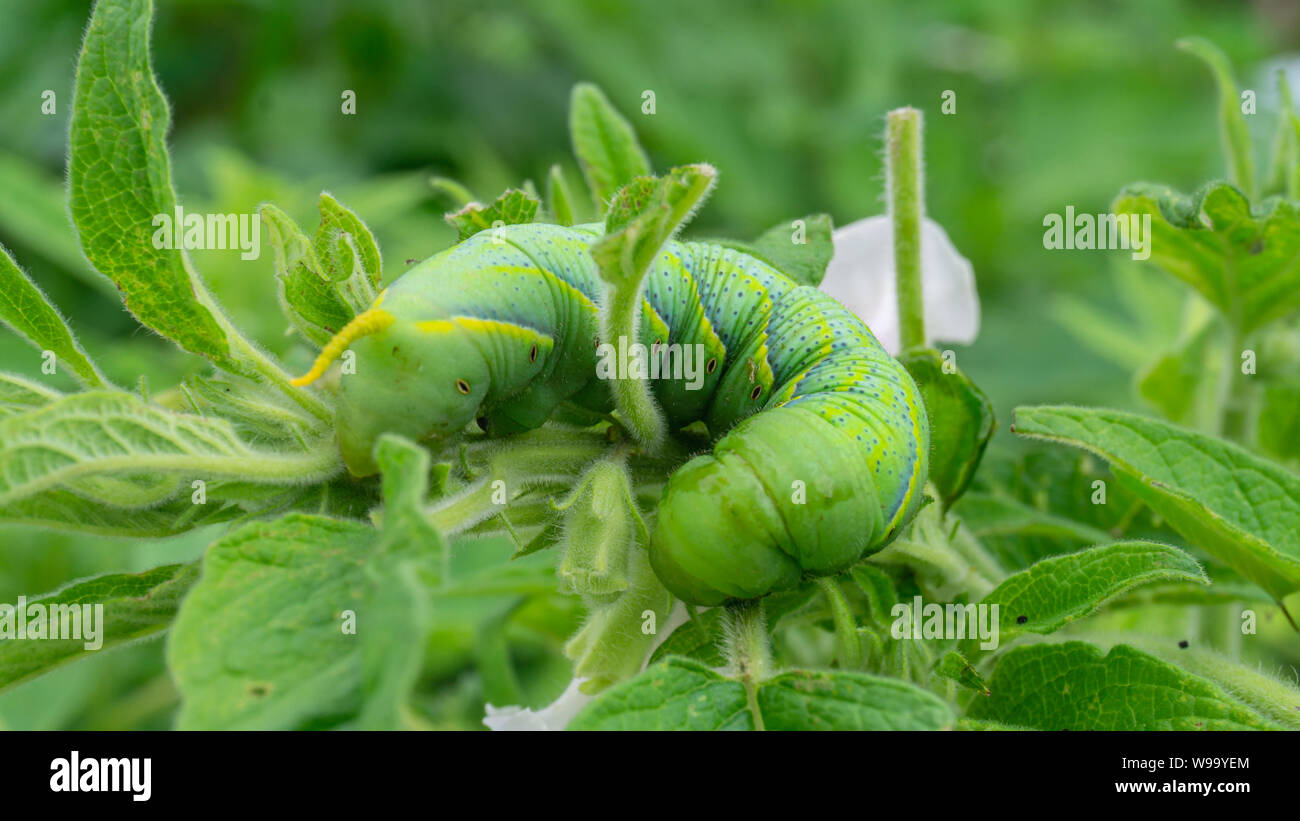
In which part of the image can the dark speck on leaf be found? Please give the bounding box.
[1016,615,1028,625]
[1249,239,1264,255]
[1178,640,1189,649]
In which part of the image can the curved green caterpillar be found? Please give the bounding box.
[293,222,929,606]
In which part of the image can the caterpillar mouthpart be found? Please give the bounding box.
[290,307,396,387]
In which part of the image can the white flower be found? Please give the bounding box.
[483,602,691,731]
[819,215,980,355]
[483,676,593,731]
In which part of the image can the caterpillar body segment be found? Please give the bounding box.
[304,222,929,605]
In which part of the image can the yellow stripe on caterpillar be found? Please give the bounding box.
[416,316,546,342]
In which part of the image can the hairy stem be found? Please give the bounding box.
[723,599,771,730]
[229,333,333,424]
[887,107,926,351]
[1212,323,1244,440]
[601,283,668,450]
[815,577,863,669]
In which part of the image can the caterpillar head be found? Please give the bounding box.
[293,307,489,476]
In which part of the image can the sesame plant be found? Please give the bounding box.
[0,0,1297,731]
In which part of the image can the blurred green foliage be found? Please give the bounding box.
[1,0,1297,727]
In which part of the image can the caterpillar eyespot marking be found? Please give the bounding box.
[298,221,929,606]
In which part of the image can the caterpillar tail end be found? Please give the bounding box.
[290,307,396,387]
[289,367,326,388]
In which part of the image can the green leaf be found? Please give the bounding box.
[68,0,233,367]
[972,541,1206,649]
[357,435,445,729]
[260,203,354,347]
[959,444,1173,572]
[357,554,432,730]
[0,151,112,295]
[546,164,578,226]
[569,83,652,210]
[0,391,340,508]
[373,433,445,558]
[183,373,321,442]
[592,165,716,449]
[572,660,952,731]
[316,193,383,289]
[445,189,540,242]
[0,562,198,692]
[1012,405,1300,605]
[171,439,453,730]
[647,608,726,667]
[601,177,657,234]
[594,166,716,288]
[1176,37,1255,199]
[969,642,1283,730]
[899,347,994,508]
[554,459,644,597]
[1255,379,1300,467]
[756,669,954,730]
[954,492,1113,547]
[936,650,990,695]
[0,373,61,417]
[1113,181,1300,334]
[1126,637,1300,729]
[563,545,674,693]
[0,244,108,388]
[510,515,563,558]
[1134,318,1217,429]
[169,514,370,729]
[716,214,835,287]
[568,657,753,730]
[957,718,1030,731]
[0,488,242,537]
[752,214,834,287]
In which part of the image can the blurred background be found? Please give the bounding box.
[1,0,1297,728]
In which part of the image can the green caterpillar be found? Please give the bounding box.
[293,222,929,606]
